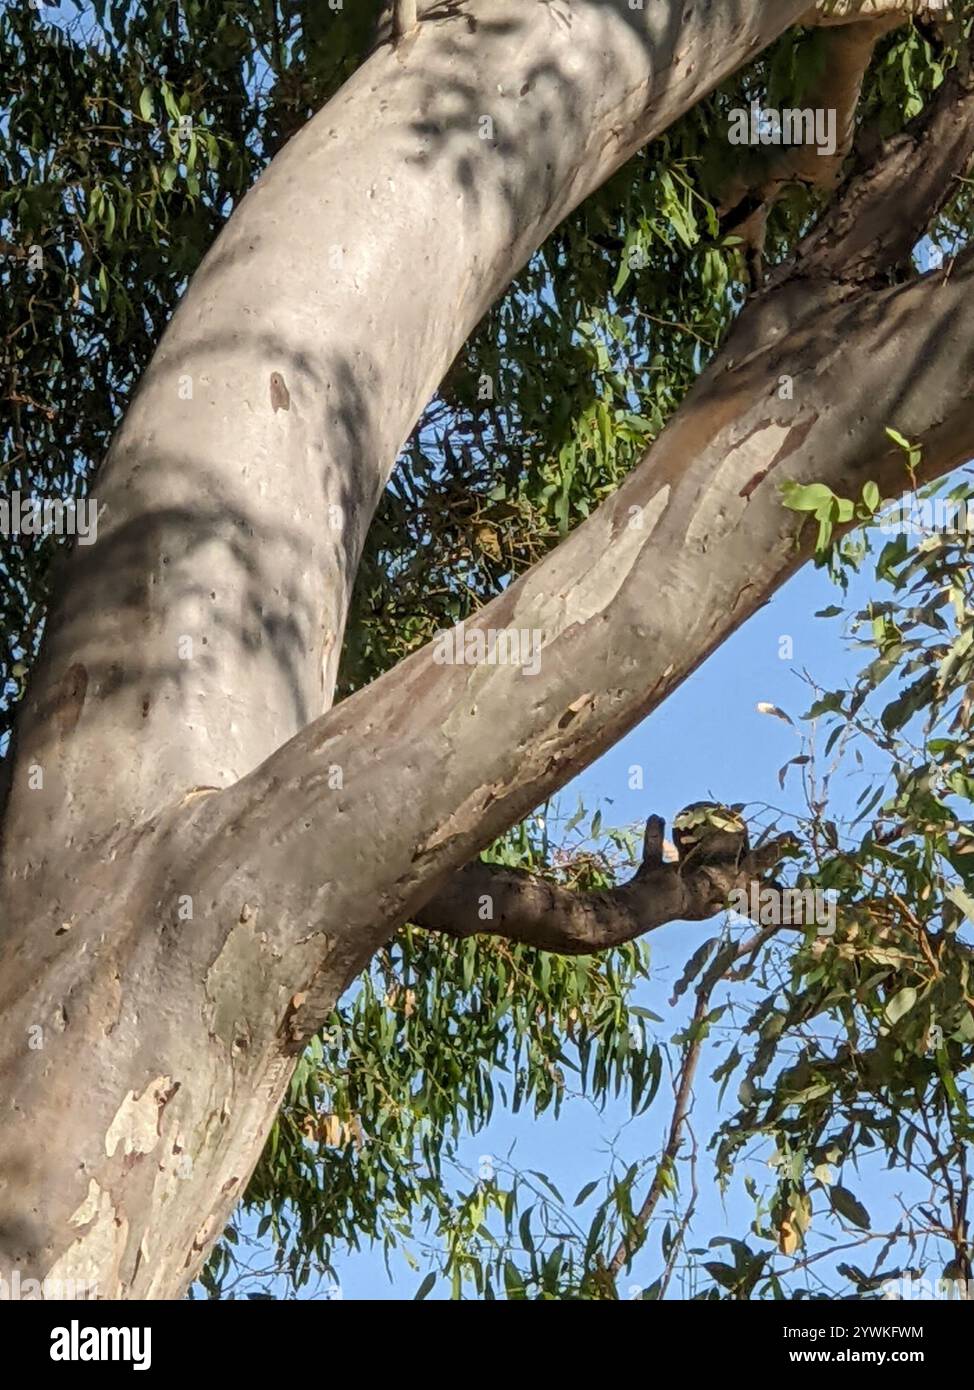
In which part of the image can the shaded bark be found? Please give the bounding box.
[0,0,812,1301]
[414,812,796,954]
[1,0,808,869]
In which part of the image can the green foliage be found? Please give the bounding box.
[780,478,878,561]
[702,484,974,1295]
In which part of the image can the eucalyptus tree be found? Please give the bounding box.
[1,0,972,1299]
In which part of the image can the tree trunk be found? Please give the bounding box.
[1,0,970,1300]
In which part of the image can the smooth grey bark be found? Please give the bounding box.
[0,0,813,1302]
[391,0,419,44]
[1,0,808,866]
[0,1,969,1301]
[179,65,974,1104]
[210,251,974,1035]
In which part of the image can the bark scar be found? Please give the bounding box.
[53,662,88,741]
[740,412,819,499]
[269,371,291,413]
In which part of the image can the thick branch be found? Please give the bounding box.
[720,1,958,272]
[413,814,794,955]
[790,63,974,280]
[1,0,810,886]
[417,24,974,976]
[719,16,895,225]
[192,83,974,1049]
[1,0,822,1300]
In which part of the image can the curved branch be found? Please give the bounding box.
[1,0,811,870]
[788,62,974,281]
[719,0,956,270]
[413,814,796,955]
[199,83,974,1051]
[719,16,895,226]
